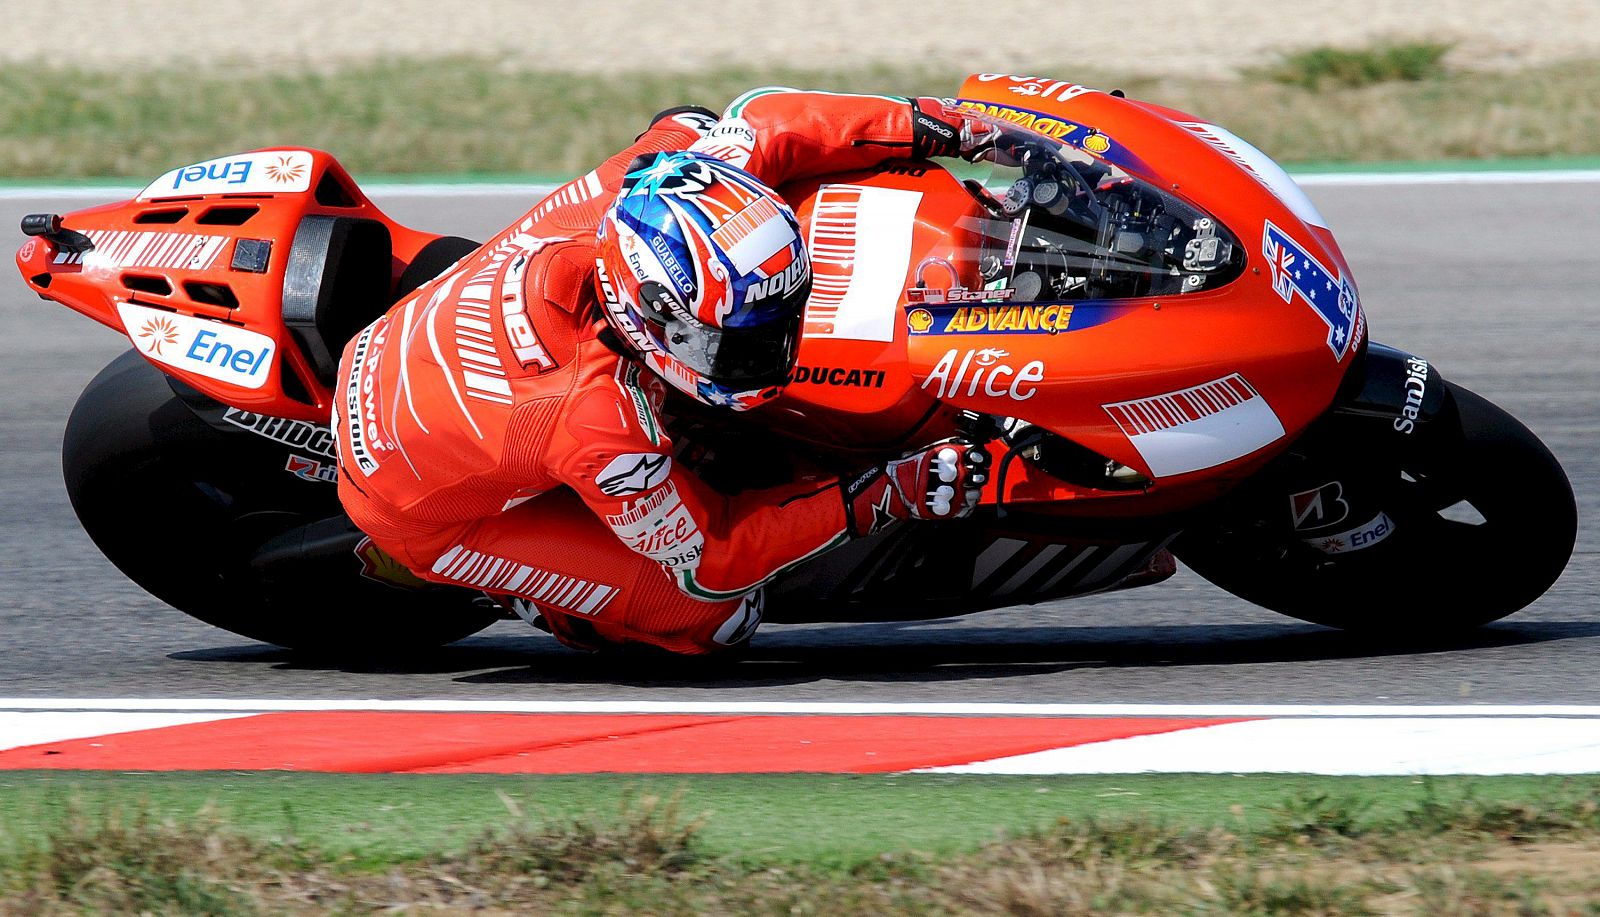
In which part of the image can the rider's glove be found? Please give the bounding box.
[910,99,1004,161]
[843,438,989,537]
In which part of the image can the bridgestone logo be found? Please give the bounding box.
[344,324,379,475]
[222,407,336,459]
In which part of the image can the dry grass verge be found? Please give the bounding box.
[4,55,1600,181]
[9,787,1600,914]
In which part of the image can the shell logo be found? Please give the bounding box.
[136,316,181,356]
[1082,132,1111,155]
[264,155,308,185]
[906,308,934,333]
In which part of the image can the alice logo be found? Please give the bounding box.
[136,316,180,355]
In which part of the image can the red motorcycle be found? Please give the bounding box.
[16,73,1576,654]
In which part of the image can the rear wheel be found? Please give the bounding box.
[62,350,500,655]
[1175,381,1576,633]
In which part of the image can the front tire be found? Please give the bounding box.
[62,350,499,655]
[1175,381,1577,633]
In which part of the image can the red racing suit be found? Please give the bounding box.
[335,89,955,654]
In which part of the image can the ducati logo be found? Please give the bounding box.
[1288,480,1350,531]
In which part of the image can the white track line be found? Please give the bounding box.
[925,718,1600,776]
[0,711,252,748]
[5,699,1600,717]
[1293,169,1600,186]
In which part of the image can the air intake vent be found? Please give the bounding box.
[122,274,173,296]
[314,171,358,207]
[133,208,187,224]
[184,281,240,308]
[196,205,259,226]
[278,353,315,406]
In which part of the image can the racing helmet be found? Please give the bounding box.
[595,151,810,410]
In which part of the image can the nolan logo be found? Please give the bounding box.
[744,259,810,304]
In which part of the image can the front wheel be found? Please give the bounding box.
[1175,381,1577,633]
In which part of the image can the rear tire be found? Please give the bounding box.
[62,350,499,655]
[1175,381,1577,633]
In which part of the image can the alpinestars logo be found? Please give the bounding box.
[712,590,764,646]
[596,453,672,496]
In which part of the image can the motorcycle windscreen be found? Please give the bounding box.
[929,115,1246,305]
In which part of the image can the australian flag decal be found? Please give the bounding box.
[1263,221,1363,359]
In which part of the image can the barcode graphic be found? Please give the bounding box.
[55,230,227,270]
[803,186,862,335]
[432,545,618,616]
[1105,374,1259,436]
[455,260,512,405]
[603,483,675,528]
[711,196,781,250]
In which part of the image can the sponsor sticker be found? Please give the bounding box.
[788,366,885,388]
[688,117,758,169]
[904,287,1016,305]
[1393,356,1430,434]
[222,407,336,459]
[117,301,275,389]
[921,348,1045,402]
[955,100,1096,143]
[603,481,706,569]
[595,257,658,354]
[596,453,673,497]
[1289,481,1350,531]
[911,301,1073,334]
[284,453,338,484]
[712,589,764,645]
[140,150,315,199]
[342,318,390,475]
[803,184,922,342]
[973,73,1099,102]
[1306,511,1395,554]
[1103,373,1285,478]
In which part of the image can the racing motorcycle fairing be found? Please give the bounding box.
[757,74,1368,518]
[15,148,458,422]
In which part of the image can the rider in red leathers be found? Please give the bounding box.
[334,88,991,655]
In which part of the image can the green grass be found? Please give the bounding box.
[7,772,1600,913]
[4,771,1600,866]
[4,56,1600,181]
[1260,41,1455,89]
